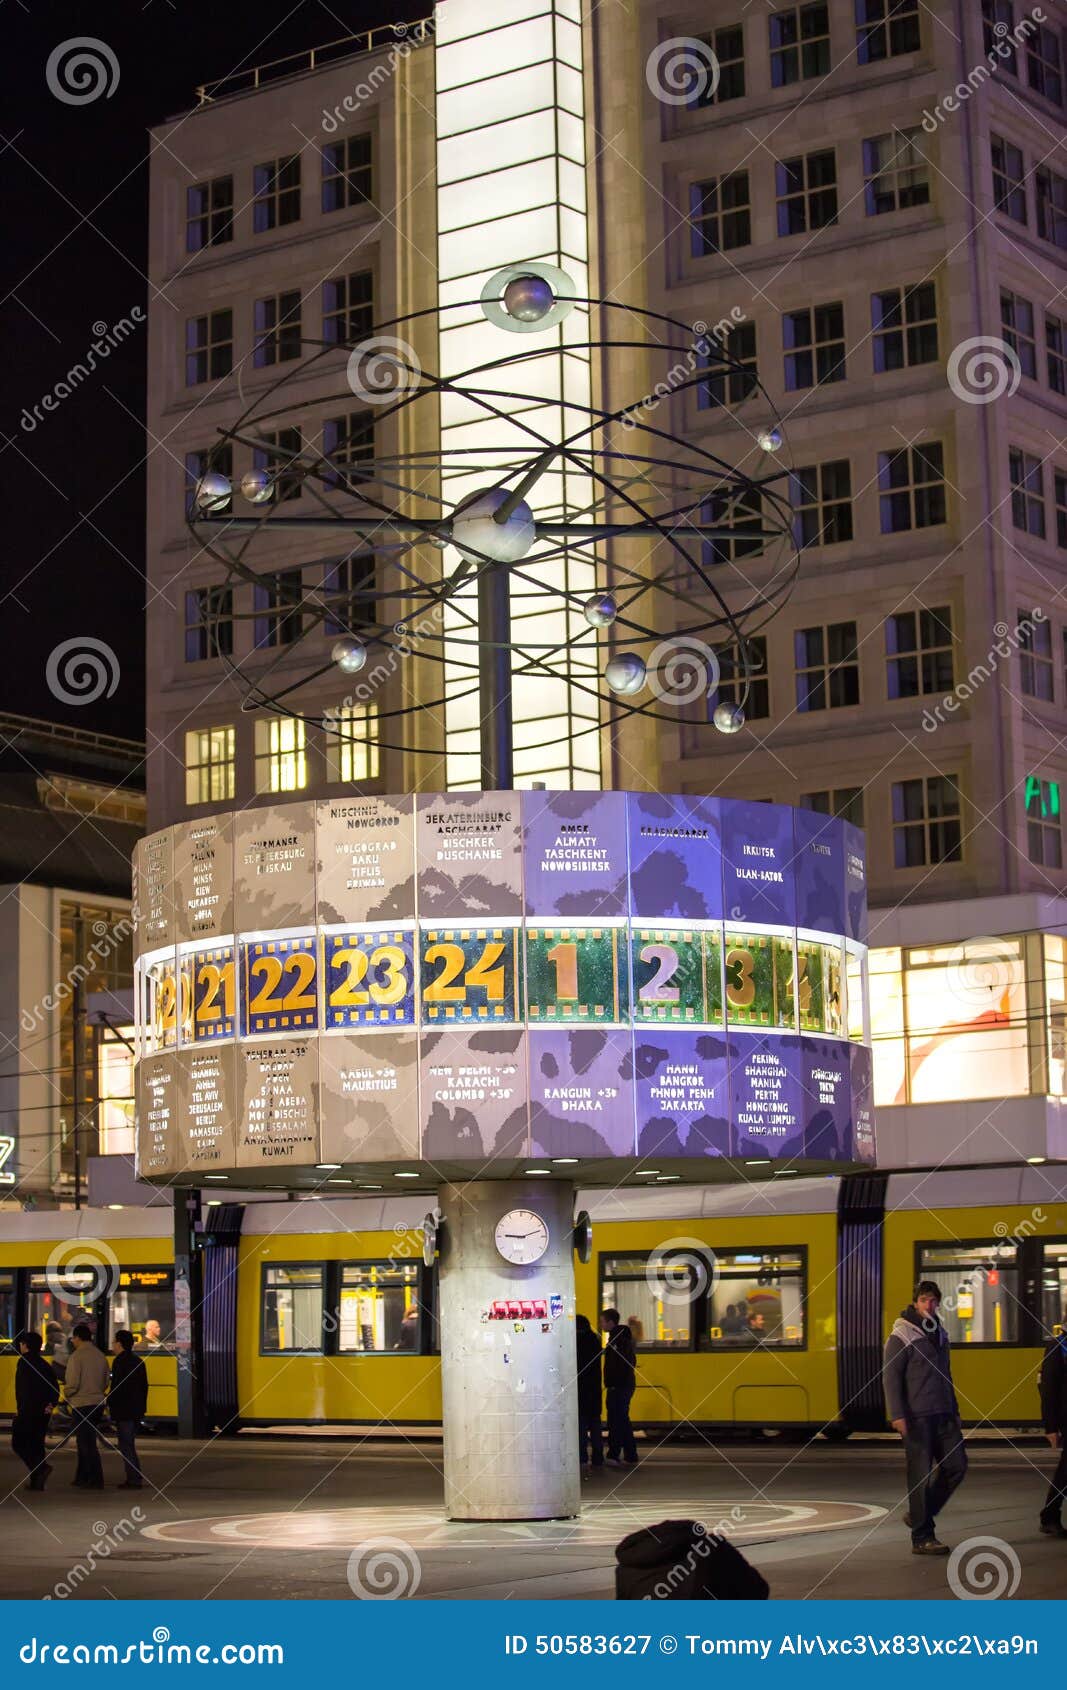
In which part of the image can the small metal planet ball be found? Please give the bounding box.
[605,652,646,695]
[331,637,367,675]
[758,427,783,453]
[712,700,745,734]
[195,471,232,512]
[503,274,555,323]
[240,468,274,505]
[583,592,617,628]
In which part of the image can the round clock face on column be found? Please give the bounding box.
[494,1208,550,1265]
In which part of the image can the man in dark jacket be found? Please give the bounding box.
[883,1280,967,1556]
[615,1519,769,1600]
[575,1314,604,1475]
[1038,1320,1067,1538]
[11,1331,59,1491]
[600,1307,638,1466]
[108,1329,149,1490]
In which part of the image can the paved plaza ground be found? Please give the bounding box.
[1,1432,1064,1601]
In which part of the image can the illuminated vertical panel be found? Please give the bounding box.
[435,0,601,791]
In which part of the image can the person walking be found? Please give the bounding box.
[575,1313,604,1476]
[1038,1317,1067,1539]
[601,1307,638,1467]
[11,1332,59,1492]
[64,1323,110,1490]
[883,1280,967,1556]
[108,1329,149,1491]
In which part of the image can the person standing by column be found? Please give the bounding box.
[883,1280,967,1556]
[575,1313,604,1475]
[1038,1317,1067,1538]
[11,1332,59,1491]
[108,1329,149,1491]
[64,1323,110,1489]
[601,1307,638,1467]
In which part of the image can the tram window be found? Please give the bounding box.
[338,1263,422,1353]
[1040,1242,1067,1335]
[918,1243,1019,1344]
[0,1271,15,1349]
[27,1272,99,1369]
[108,1268,176,1352]
[706,1250,806,1348]
[599,1252,706,1350]
[261,1265,324,1354]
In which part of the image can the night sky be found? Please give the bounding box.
[0,0,414,742]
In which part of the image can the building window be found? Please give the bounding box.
[789,460,852,547]
[252,427,303,503]
[1028,23,1063,104]
[253,568,303,648]
[253,154,301,232]
[710,636,769,720]
[1048,313,1067,395]
[856,0,920,62]
[702,488,763,565]
[184,446,232,517]
[323,270,374,345]
[254,718,307,794]
[1001,291,1038,379]
[1026,777,1062,867]
[892,775,962,867]
[261,1265,322,1353]
[770,4,830,85]
[253,291,302,368]
[184,727,236,806]
[1009,448,1045,537]
[862,129,930,215]
[184,309,233,386]
[1056,472,1067,549]
[795,621,859,712]
[783,302,845,389]
[689,173,751,256]
[919,1245,1019,1344]
[776,149,837,235]
[698,323,758,408]
[992,136,1027,223]
[184,587,234,662]
[322,134,373,211]
[872,282,938,371]
[323,554,376,635]
[1037,165,1067,250]
[706,1250,806,1347]
[338,1263,421,1352]
[886,607,954,698]
[800,788,864,827]
[983,2,1018,72]
[1018,609,1054,700]
[326,703,381,784]
[878,442,946,532]
[690,27,746,106]
[186,175,233,252]
[323,412,375,482]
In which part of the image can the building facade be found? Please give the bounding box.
[144,0,1067,1168]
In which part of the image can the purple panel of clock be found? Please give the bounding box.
[843,822,868,945]
[528,1027,636,1160]
[626,793,723,920]
[720,801,796,927]
[728,1031,804,1159]
[799,1035,854,1161]
[523,790,630,919]
[633,1029,731,1158]
[849,1041,876,1162]
[793,809,845,936]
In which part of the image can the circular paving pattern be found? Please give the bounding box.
[142,1497,885,1551]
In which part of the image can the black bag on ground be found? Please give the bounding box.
[615,1519,769,1600]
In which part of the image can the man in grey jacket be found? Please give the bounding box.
[64,1324,110,1489]
[883,1280,967,1556]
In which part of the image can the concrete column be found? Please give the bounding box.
[438,1179,580,1521]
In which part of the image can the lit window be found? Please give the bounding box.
[1037,164,1067,250]
[991,136,1027,223]
[919,1245,1019,1344]
[253,155,301,232]
[1009,449,1045,537]
[892,775,962,867]
[338,1263,421,1352]
[108,1269,175,1350]
[184,727,236,806]
[253,291,302,368]
[878,442,946,532]
[255,718,307,794]
[709,636,769,721]
[322,135,373,211]
[323,271,374,344]
[600,1252,711,1351]
[184,586,234,662]
[252,428,303,503]
[698,323,757,408]
[783,302,845,389]
[97,1026,135,1157]
[789,460,852,547]
[326,703,380,784]
[186,175,234,252]
[185,310,233,386]
[689,27,746,106]
[872,283,938,371]
[1028,23,1063,104]
[1047,313,1067,395]
[886,607,954,698]
[863,129,930,215]
[770,4,830,86]
[982,2,1017,73]
[689,173,751,256]
[776,149,837,235]
[1026,776,1062,867]
[795,621,859,712]
[253,569,303,648]
[1019,609,1053,700]
[1001,291,1037,379]
[800,788,864,827]
[0,1272,15,1346]
[322,554,375,636]
[184,446,232,517]
[706,1250,806,1348]
[261,1265,323,1353]
[856,0,920,64]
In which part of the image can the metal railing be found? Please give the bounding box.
[0,711,145,758]
[194,17,434,105]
